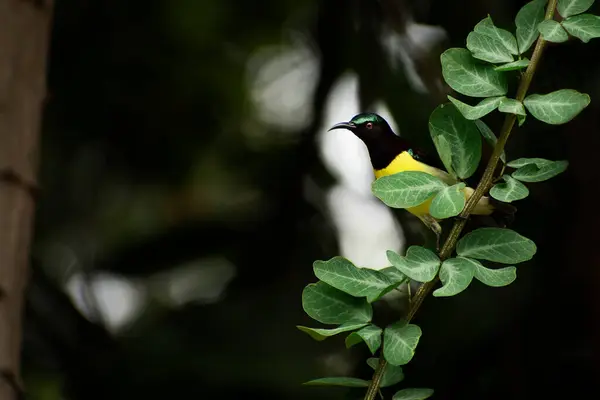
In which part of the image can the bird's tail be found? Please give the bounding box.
[472,197,517,228]
[490,197,517,227]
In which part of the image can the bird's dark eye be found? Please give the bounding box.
[366,122,373,130]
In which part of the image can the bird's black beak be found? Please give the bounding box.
[328,121,356,132]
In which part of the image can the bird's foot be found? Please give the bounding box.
[422,215,442,252]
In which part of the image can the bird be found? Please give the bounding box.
[328,112,513,248]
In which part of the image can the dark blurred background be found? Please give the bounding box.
[21,0,600,399]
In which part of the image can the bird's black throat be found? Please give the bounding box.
[361,133,411,170]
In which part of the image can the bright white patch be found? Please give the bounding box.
[64,258,237,334]
[316,72,405,270]
[246,35,320,131]
[326,185,404,269]
[318,73,374,197]
[65,272,146,334]
[150,257,237,307]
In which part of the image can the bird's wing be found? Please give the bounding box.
[422,162,458,186]
[411,146,443,169]
[410,147,458,185]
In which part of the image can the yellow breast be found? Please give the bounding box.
[373,151,491,218]
[374,151,456,183]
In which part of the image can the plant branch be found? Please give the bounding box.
[363,2,557,399]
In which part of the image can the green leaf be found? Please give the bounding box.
[538,19,569,42]
[428,103,482,179]
[558,0,595,18]
[466,31,514,63]
[475,119,506,163]
[471,259,517,287]
[456,227,537,264]
[383,322,422,366]
[302,281,373,325]
[345,325,383,354]
[515,0,546,53]
[440,48,508,97]
[494,58,530,71]
[303,377,370,388]
[313,257,403,303]
[393,388,435,400]
[518,113,527,126]
[562,13,600,43]
[506,157,553,168]
[297,322,368,341]
[431,134,457,179]
[498,97,527,116]
[474,16,519,55]
[523,89,590,124]
[447,95,503,120]
[490,175,530,202]
[367,358,405,388]
[387,246,441,283]
[372,171,447,209]
[380,267,408,283]
[512,160,569,182]
[366,358,381,369]
[430,183,466,219]
[432,257,476,297]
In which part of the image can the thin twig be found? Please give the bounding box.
[0,168,40,199]
[363,2,557,398]
[1,370,24,400]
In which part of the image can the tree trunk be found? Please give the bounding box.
[0,1,53,399]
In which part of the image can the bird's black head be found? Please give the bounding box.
[328,113,396,143]
[328,113,410,170]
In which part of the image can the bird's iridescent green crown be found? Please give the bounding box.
[349,113,385,125]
